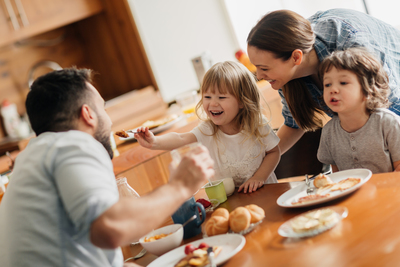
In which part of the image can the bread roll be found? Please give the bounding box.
[211,208,229,220]
[244,204,265,223]
[204,216,229,236]
[313,174,333,188]
[229,207,251,233]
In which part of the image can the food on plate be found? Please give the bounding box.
[115,130,129,138]
[142,114,178,129]
[313,174,334,188]
[290,208,339,233]
[244,204,265,223]
[175,243,222,267]
[211,208,229,220]
[204,215,229,236]
[330,177,362,191]
[292,194,331,205]
[143,232,173,242]
[229,207,251,233]
[196,198,211,209]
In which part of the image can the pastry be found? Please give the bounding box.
[330,177,361,191]
[211,208,229,220]
[292,194,331,205]
[313,174,334,188]
[244,204,265,223]
[115,130,129,138]
[290,208,338,233]
[204,215,229,236]
[175,245,222,267]
[229,207,251,233]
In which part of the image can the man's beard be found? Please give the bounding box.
[94,116,114,159]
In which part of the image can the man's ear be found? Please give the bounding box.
[292,49,303,65]
[80,104,97,128]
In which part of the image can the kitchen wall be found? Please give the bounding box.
[127,0,239,103]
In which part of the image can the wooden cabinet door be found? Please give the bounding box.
[0,0,103,47]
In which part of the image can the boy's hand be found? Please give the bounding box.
[238,177,264,194]
[134,127,156,149]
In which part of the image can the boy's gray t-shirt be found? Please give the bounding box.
[317,109,400,173]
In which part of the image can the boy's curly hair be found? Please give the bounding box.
[319,47,390,113]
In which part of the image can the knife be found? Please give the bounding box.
[207,246,216,267]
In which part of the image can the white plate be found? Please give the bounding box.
[147,234,246,267]
[118,115,183,140]
[278,206,348,238]
[277,168,372,208]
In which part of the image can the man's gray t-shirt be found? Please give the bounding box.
[0,131,122,267]
[317,109,400,173]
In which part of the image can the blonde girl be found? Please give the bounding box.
[317,48,400,173]
[135,61,280,193]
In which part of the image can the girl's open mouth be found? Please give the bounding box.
[210,111,223,116]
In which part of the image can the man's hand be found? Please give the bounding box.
[169,145,214,196]
[134,127,156,149]
[238,177,264,194]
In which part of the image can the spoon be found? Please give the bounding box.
[179,214,197,231]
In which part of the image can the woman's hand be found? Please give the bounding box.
[237,177,264,194]
[134,127,156,149]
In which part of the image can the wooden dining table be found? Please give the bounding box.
[125,171,400,266]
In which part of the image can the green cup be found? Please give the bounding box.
[203,180,227,203]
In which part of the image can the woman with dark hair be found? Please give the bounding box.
[247,9,400,154]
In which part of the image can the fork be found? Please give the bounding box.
[126,130,138,134]
[124,248,147,262]
[305,174,316,195]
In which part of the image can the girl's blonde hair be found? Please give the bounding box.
[195,61,267,143]
[247,9,324,131]
[319,47,390,113]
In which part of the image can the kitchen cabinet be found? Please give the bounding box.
[0,0,103,48]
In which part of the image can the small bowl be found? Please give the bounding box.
[139,224,183,256]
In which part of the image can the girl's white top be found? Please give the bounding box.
[191,119,280,186]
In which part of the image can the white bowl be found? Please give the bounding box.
[139,224,183,256]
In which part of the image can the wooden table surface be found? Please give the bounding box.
[126,172,400,266]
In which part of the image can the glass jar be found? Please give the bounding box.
[116,177,140,198]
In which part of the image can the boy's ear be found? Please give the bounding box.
[292,49,303,65]
[80,104,97,127]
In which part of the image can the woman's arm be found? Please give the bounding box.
[276,125,305,154]
[238,145,281,193]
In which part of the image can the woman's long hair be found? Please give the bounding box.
[247,9,324,131]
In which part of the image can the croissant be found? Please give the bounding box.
[229,207,251,233]
[204,215,229,236]
[245,204,265,223]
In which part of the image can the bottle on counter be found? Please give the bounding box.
[235,49,257,74]
[1,99,21,138]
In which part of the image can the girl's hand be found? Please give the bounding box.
[134,127,156,149]
[238,178,264,194]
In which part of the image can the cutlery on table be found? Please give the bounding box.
[124,247,147,262]
[305,174,316,195]
[207,246,216,267]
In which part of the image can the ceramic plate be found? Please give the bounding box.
[147,234,246,267]
[277,168,372,208]
[118,115,183,140]
[278,206,348,238]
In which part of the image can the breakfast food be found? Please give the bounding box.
[292,194,331,205]
[175,243,222,267]
[142,114,178,129]
[204,215,229,236]
[330,177,361,191]
[211,208,229,220]
[290,208,339,233]
[313,174,334,188]
[229,207,251,233]
[244,204,265,223]
[115,130,129,138]
[196,198,211,209]
[143,232,172,242]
